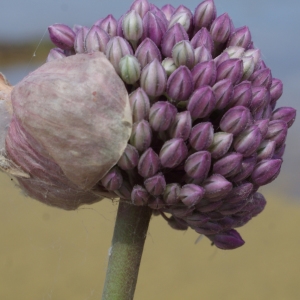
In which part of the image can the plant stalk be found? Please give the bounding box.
[102,199,152,300]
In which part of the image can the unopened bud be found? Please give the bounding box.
[212,78,233,110]
[135,38,162,68]
[224,46,245,59]
[117,144,139,170]
[162,57,177,76]
[172,40,195,69]
[184,151,211,181]
[169,111,192,141]
[130,0,151,18]
[48,24,76,50]
[163,183,181,205]
[193,0,216,30]
[202,174,232,201]
[138,147,160,178]
[216,58,243,85]
[265,120,288,148]
[74,26,89,53]
[231,155,257,182]
[100,166,123,191]
[161,4,175,21]
[168,10,192,32]
[131,184,150,205]
[257,140,276,161]
[119,55,141,84]
[250,68,272,89]
[191,28,214,53]
[213,152,243,178]
[130,120,152,152]
[192,60,217,88]
[129,87,150,122]
[180,184,205,207]
[209,132,233,159]
[189,122,214,151]
[207,229,245,250]
[144,173,166,195]
[227,26,251,48]
[122,10,143,46]
[210,13,233,43]
[271,107,296,128]
[85,25,110,53]
[228,80,252,108]
[194,46,212,64]
[97,14,118,37]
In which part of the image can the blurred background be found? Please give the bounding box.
[0,0,299,299]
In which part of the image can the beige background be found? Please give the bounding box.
[1,172,299,300]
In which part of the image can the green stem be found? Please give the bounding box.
[102,199,152,300]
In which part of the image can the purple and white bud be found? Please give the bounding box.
[220,106,252,136]
[224,46,245,59]
[162,58,177,76]
[169,111,192,141]
[74,26,89,53]
[227,26,251,48]
[144,172,166,196]
[269,78,283,106]
[168,10,192,33]
[265,120,288,148]
[194,46,212,64]
[105,36,133,74]
[48,24,76,50]
[119,55,141,84]
[180,184,205,207]
[241,56,255,80]
[122,10,143,47]
[193,0,216,31]
[129,87,150,122]
[100,166,123,191]
[187,86,216,119]
[251,159,282,186]
[135,38,162,69]
[131,185,150,206]
[161,4,175,21]
[257,140,276,161]
[210,13,233,44]
[97,14,117,37]
[207,229,245,250]
[159,138,188,168]
[184,151,211,181]
[130,0,151,18]
[191,28,214,53]
[228,80,252,108]
[166,66,194,102]
[163,183,181,205]
[222,182,254,204]
[140,59,167,97]
[172,40,195,69]
[130,120,152,152]
[271,107,296,128]
[209,132,233,159]
[189,122,214,151]
[250,68,272,89]
[138,147,160,178]
[203,174,233,201]
[46,48,66,62]
[233,125,262,157]
[149,101,177,131]
[117,144,140,170]
[243,49,261,70]
[254,119,269,140]
[213,152,243,178]
[84,26,110,53]
[231,155,257,182]
[216,58,243,85]
[192,60,217,89]
[212,78,233,110]
[251,86,270,113]
[161,23,189,57]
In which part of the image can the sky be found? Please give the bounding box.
[0,0,300,195]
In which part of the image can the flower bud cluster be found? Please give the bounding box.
[45,0,296,249]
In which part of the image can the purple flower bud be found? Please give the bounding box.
[162,58,177,76]
[100,166,123,191]
[172,40,195,69]
[187,86,216,119]
[210,13,233,43]
[114,180,133,200]
[220,106,252,136]
[48,24,76,50]
[273,143,286,159]
[265,120,288,148]
[184,151,211,181]
[191,28,214,53]
[163,183,181,205]
[130,120,152,152]
[119,55,141,84]
[193,0,216,30]
[213,152,243,178]
[159,138,188,168]
[129,87,150,122]
[141,11,165,47]
[254,119,269,140]
[149,101,177,131]
[233,125,262,157]
[257,140,276,161]
[84,25,110,53]
[196,199,223,213]
[209,132,233,159]
[250,86,270,113]
[227,26,251,48]
[195,221,223,235]
[97,14,117,37]
[185,213,210,228]
[180,184,205,207]
[192,60,217,89]
[161,4,175,21]
[161,23,189,57]
[140,59,167,97]
[271,107,296,128]
[249,68,272,89]
[122,10,143,46]
[216,58,243,85]
[243,48,261,70]
[241,56,255,80]
[46,48,66,62]
[194,46,212,64]
[228,81,252,108]
[223,182,253,204]
[246,192,267,217]
[74,26,89,53]
[131,184,150,205]
[135,38,162,69]
[269,78,283,105]
[169,111,192,141]
[203,174,233,201]
[189,122,214,151]
[224,46,245,59]
[169,10,192,33]
[251,159,282,186]
[105,36,133,74]
[138,147,160,178]
[231,155,257,182]
[130,0,151,18]
[117,144,140,170]
[212,79,233,110]
[148,196,165,210]
[214,52,230,67]
[144,172,166,195]
[207,229,245,250]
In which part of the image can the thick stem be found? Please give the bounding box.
[102,199,152,300]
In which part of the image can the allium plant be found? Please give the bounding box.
[0,0,296,299]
